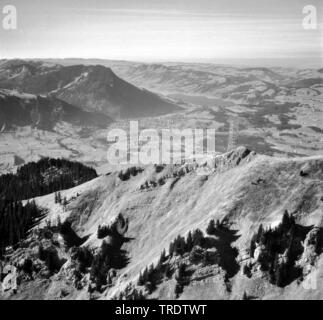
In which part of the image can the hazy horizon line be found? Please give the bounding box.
[1,56,322,69]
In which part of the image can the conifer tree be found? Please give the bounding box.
[165,264,172,278]
[256,224,264,243]
[169,240,175,257]
[159,249,167,264]
[192,229,204,247]
[174,282,182,298]
[185,231,193,252]
[206,219,216,235]
[142,267,149,283]
[138,271,144,286]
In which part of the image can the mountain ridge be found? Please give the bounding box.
[0,60,181,119]
[1,147,323,300]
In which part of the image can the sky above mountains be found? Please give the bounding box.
[1,0,322,67]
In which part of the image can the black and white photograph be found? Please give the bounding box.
[0,0,322,306]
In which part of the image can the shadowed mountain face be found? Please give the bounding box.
[0,89,111,131]
[0,60,180,119]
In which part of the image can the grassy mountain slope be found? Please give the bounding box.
[2,147,322,300]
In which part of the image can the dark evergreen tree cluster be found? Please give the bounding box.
[174,282,183,298]
[169,229,205,257]
[90,241,113,290]
[0,157,97,202]
[137,264,156,291]
[0,158,97,255]
[21,257,33,277]
[175,263,186,282]
[114,286,145,300]
[126,288,145,300]
[97,225,113,239]
[137,249,169,292]
[73,246,93,273]
[97,214,128,239]
[90,235,129,291]
[118,167,144,181]
[174,263,186,297]
[137,220,239,297]
[249,211,305,287]
[250,211,295,260]
[206,219,222,235]
[38,244,61,274]
[0,200,44,254]
[137,228,212,294]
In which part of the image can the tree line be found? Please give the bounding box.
[0,200,45,254]
[0,157,97,202]
[0,158,97,255]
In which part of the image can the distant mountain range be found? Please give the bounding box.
[107,63,323,103]
[40,59,322,104]
[0,60,180,119]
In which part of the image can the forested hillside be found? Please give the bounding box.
[0,158,98,254]
[0,158,97,201]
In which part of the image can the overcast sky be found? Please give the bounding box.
[1,0,322,66]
